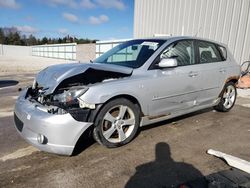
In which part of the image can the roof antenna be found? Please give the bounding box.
[194,27,202,37]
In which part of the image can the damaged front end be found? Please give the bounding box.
[25,85,93,122]
[26,64,133,122]
[14,63,132,155]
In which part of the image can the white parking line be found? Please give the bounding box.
[0,111,13,118]
[10,165,31,172]
[241,104,250,108]
[12,96,18,99]
[26,77,35,79]
[0,146,38,162]
[0,85,17,90]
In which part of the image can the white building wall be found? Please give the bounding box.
[0,44,31,56]
[32,43,76,60]
[95,39,130,58]
[76,43,96,62]
[134,0,250,64]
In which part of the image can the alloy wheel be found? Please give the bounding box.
[101,105,136,143]
[222,85,236,109]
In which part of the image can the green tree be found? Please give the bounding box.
[20,35,27,45]
[47,38,52,44]
[0,27,97,46]
[27,34,37,45]
[58,38,62,43]
[8,32,14,45]
[41,37,48,44]
[0,28,4,44]
[4,35,9,44]
[12,32,21,45]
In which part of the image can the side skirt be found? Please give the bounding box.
[140,98,220,127]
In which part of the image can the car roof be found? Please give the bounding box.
[136,36,227,48]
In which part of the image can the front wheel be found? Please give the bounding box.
[214,82,237,112]
[93,98,140,148]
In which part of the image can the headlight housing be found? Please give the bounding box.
[53,87,88,104]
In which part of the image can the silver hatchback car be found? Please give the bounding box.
[14,36,240,155]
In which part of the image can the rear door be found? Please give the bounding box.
[195,40,228,105]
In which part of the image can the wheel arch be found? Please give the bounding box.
[102,94,144,116]
[92,94,142,147]
[214,80,237,112]
[219,76,239,97]
[73,96,144,152]
[87,94,144,126]
[225,76,240,84]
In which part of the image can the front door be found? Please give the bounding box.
[147,40,203,116]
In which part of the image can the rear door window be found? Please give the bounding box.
[197,41,223,64]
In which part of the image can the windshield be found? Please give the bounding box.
[94,39,166,68]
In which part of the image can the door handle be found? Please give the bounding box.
[219,69,226,73]
[189,71,198,77]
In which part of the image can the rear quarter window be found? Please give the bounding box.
[197,41,224,64]
[218,45,227,61]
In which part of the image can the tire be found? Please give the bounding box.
[214,82,237,112]
[93,98,140,148]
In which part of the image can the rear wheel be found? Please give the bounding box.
[214,82,237,112]
[93,98,140,148]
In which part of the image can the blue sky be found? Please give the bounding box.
[0,0,134,40]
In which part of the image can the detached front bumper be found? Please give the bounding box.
[14,89,93,155]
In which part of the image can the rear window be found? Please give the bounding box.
[218,45,227,60]
[197,41,223,64]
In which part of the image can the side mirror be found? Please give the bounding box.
[158,58,178,68]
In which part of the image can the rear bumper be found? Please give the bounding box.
[14,89,93,155]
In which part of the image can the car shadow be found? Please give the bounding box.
[0,80,19,88]
[125,142,203,188]
[72,108,214,156]
[71,126,95,156]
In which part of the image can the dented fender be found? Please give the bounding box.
[78,78,147,114]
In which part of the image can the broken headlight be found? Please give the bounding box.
[54,87,88,104]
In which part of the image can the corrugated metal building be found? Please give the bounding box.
[134,0,250,64]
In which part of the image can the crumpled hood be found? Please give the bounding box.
[35,62,133,94]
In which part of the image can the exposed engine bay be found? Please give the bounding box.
[25,67,132,122]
